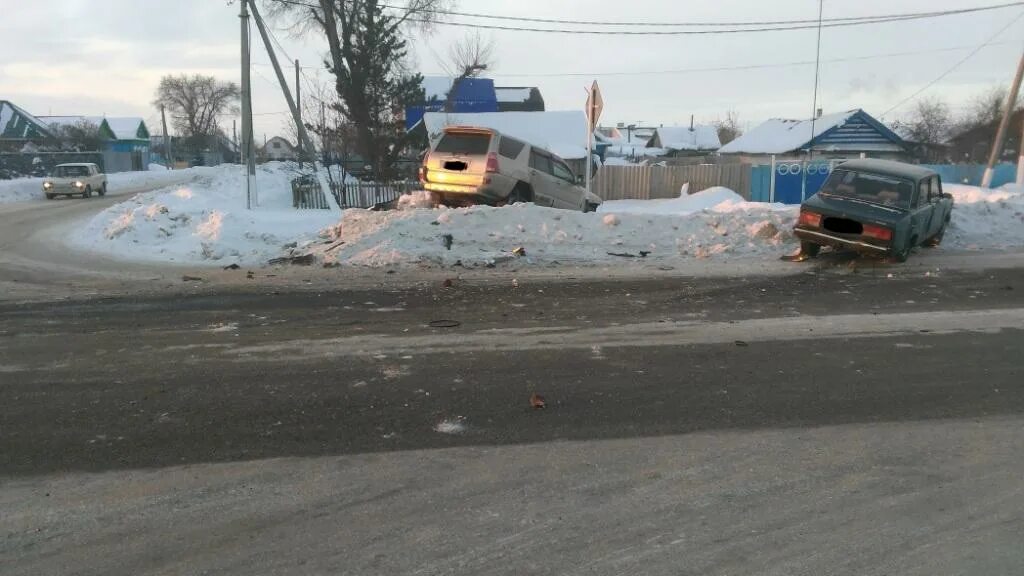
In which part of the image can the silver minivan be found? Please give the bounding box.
[419,126,601,212]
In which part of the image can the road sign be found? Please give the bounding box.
[586,81,603,131]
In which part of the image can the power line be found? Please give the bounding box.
[881,10,1024,118]
[266,0,1024,34]
[419,42,1017,79]
[396,1,1024,27]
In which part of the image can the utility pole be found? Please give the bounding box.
[160,104,173,170]
[240,0,257,209]
[1017,113,1024,187]
[320,100,327,165]
[982,51,1024,188]
[295,59,303,169]
[248,0,317,168]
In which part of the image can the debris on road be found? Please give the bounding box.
[442,278,455,288]
[181,275,204,282]
[512,246,526,257]
[530,392,546,410]
[433,417,467,434]
[428,319,461,328]
[267,254,315,266]
[735,340,749,347]
[223,263,241,270]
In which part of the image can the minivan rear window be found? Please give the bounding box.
[434,133,491,155]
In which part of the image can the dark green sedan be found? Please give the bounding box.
[792,159,955,262]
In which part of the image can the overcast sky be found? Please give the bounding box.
[3,0,1022,141]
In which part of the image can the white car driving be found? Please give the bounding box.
[43,163,107,200]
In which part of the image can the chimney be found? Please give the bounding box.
[689,114,694,131]
[816,108,823,119]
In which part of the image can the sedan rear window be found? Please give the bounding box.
[820,169,914,208]
[434,133,491,155]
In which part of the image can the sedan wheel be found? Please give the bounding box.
[83,186,92,199]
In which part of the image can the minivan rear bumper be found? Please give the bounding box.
[422,172,515,204]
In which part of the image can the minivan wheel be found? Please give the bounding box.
[507,184,532,205]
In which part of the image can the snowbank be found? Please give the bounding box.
[320,187,797,268]
[944,184,1024,251]
[598,186,791,216]
[0,177,42,203]
[72,163,337,265]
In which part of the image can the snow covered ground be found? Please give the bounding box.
[944,183,1024,252]
[319,188,798,267]
[66,164,1024,270]
[71,163,337,265]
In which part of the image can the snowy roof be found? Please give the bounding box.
[650,125,721,151]
[719,109,858,154]
[0,100,52,139]
[494,87,533,103]
[38,115,148,140]
[104,117,148,140]
[420,111,589,160]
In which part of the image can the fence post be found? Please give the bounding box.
[769,155,777,203]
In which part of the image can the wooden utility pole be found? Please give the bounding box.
[295,59,302,168]
[1018,113,1024,187]
[240,0,257,208]
[160,104,173,169]
[982,51,1024,188]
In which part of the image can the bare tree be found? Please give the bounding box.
[153,74,239,149]
[712,110,743,146]
[49,118,104,152]
[443,32,496,112]
[900,97,952,144]
[266,0,453,180]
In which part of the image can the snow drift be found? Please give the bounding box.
[73,163,336,265]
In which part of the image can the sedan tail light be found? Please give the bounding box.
[862,223,893,242]
[798,210,822,228]
[485,152,500,173]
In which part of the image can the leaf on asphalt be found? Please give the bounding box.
[530,392,546,410]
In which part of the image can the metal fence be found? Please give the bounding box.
[332,180,419,209]
[592,164,752,200]
[0,151,104,179]
[291,176,420,210]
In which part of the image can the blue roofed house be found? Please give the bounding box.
[718,109,908,163]
[406,77,499,131]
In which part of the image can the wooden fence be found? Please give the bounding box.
[592,164,752,201]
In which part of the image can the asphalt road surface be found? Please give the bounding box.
[2,264,1023,575]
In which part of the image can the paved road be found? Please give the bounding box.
[2,266,1022,574]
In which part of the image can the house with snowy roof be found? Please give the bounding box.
[718,108,907,162]
[38,116,151,171]
[647,125,721,156]
[494,87,544,113]
[0,100,53,150]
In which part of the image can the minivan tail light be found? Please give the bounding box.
[485,152,499,173]
[862,223,893,242]
[798,210,822,228]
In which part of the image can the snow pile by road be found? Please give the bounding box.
[598,186,791,216]
[944,183,1024,251]
[320,187,798,267]
[73,163,336,265]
